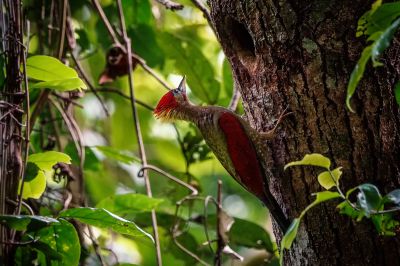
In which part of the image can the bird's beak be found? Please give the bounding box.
[177,75,186,93]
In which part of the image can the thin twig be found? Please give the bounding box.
[69,51,110,116]
[190,0,216,35]
[57,0,68,59]
[91,0,120,45]
[227,83,241,111]
[155,0,184,10]
[138,165,198,196]
[90,88,154,111]
[215,180,223,266]
[203,195,217,254]
[91,0,172,91]
[116,1,162,265]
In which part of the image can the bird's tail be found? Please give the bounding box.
[261,191,290,233]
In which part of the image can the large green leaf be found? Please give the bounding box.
[30,77,87,91]
[28,151,71,171]
[0,215,58,231]
[96,193,164,214]
[356,184,382,216]
[159,32,220,104]
[228,217,274,252]
[26,55,87,91]
[284,153,331,170]
[59,207,154,241]
[33,219,81,266]
[27,56,78,81]
[129,24,164,68]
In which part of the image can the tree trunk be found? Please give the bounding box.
[209,0,400,265]
[0,0,25,263]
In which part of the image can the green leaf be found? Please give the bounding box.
[59,207,154,241]
[21,170,46,199]
[337,201,361,220]
[347,18,400,112]
[30,77,87,91]
[26,55,86,91]
[128,24,164,68]
[26,55,78,81]
[370,18,400,67]
[92,146,140,164]
[28,151,71,171]
[34,219,80,266]
[159,32,220,104]
[394,82,400,106]
[383,189,400,206]
[0,215,58,231]
[284,153,331,170]
[317,167,342,190]
[356,183,382,216]
[96,193,164,214]
[346,46,372,112]
[281,219,300,250]
[357,2,400,36]
[229,217,274,252]
[371,213,399,236]
[25,162,40,182]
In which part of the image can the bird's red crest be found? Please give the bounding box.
[154,91,179,120]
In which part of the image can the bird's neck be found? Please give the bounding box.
[172,103,210,125]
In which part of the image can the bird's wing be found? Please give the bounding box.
[218,112,266,197]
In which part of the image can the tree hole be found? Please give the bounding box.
[224,17,256,60]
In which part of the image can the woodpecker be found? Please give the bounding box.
[98,45,138,85]
[154,77,290,232]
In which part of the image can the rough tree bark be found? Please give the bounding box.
[209,0,400,265]
[0,0,25,263]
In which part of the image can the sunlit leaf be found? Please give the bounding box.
[60,207,154,241]
[27,55,78,81]
[28,151,71,172]
[20,171,46,199]
[284,153,331,170]
[317,167,342,190]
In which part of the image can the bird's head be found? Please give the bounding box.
[154,76,188,120]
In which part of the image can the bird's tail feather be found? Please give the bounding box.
[261,192,290,233]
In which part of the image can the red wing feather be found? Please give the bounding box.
[218,112,265,197]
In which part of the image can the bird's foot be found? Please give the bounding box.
[261,105,292,140]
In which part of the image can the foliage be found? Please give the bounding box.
[281,153,400,265]
[2,1,273,265]
[346,1,400,111]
